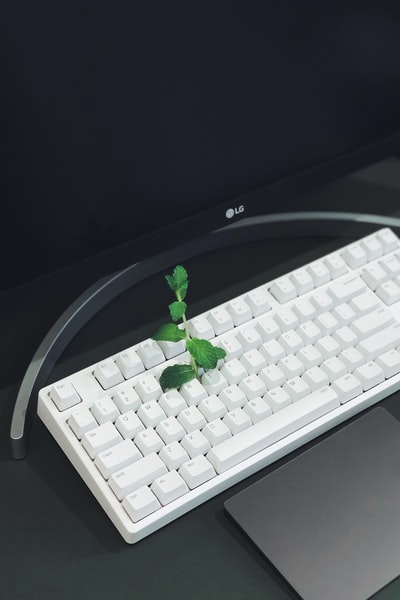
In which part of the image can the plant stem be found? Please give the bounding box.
[181,311,199,379]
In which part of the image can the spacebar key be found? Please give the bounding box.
[207,386,339,473]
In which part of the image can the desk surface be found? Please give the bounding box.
[2,214,400,600]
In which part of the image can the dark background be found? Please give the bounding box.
[1,1,400,291]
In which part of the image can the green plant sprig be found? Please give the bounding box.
[153,265,226,390]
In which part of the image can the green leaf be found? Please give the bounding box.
[169,301,187,322]
[159,364,197,390]
[153,323,186,342]
[165,265,189,300]
[186,338,226,370]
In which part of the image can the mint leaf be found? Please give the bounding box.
[169,301,187,322]
[165,265,188,300]
[186,338,226,370]
[159,364,197,390]
[153,323,186,342]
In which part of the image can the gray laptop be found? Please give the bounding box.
[225,407,400,600]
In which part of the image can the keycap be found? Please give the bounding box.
[151,470,189,505]
[178,455,216,489]
[122,487,161,522]
[95,439,142,479]
[82,422,122,459]
[109,453,167,500]
[269,276,297,303]
[136,340,165,369]
[94,359,124,389]
[115,348,144,378]
[50,381,81,411]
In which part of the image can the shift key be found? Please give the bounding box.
[357,323,400,361]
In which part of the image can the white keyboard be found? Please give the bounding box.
[38,227,400,543]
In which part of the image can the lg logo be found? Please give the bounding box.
[225,205,245,219]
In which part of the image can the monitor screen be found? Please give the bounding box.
[1,2,400,292]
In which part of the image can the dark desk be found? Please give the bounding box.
[2,218,400,600]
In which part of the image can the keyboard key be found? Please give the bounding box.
[208,306,234,334]
[137,401,166,428]
[360,234,383,260]
[217,335,243,360]
[377,228,399,252]
[269,276,297,303]
[332,303,356,325]
[156,416,185,444]
[354,361,385,391]
[115,348,144,378]
[159,441,189,470]
[327,274,366,303]
[357,323,400,361]
[307,260,330,286]
[239,374,267,400]
[376,349,400,378]
[136,340,165,369]
[259,339,285,363]
[226,298,252,325]
[95,439,142,479]
[202,419,232,446]
[349,291,379,315]
[296,345,323,369]
[223,408,252,434]
[236,325,262,351]
[135,374,163,402]
[158,390,187,417]
[198,395,227,421]
[240,349,266,374]
[255,315,280,341]
[201,370,228,395]
[134,428,164,455]
[112,386,141,413]
[342,243,367,268]
[50,380,81,411]
[187,315,214,339]
[177,406,207,433]
[82,422,122,459]
[283,376,310,401]
[376,280,400,305]
[290,268,314,294]
[180,379,208,405]
[109,453,167,500]
[220,358,248,385]
[245,288,271,317]
[360,263,388,291]
[259,364,286,389]
[332,373,363,404]
[351,307,394,339]
[324,253,347,278]
[91,397,119,425]
[320,356,347,383]
[275,308,299,331]
[264,386,291,412]
[68,407,97,439]
[122,486,161,522]
[243,397,272,423]
[219,385,247,410]
[301,367,329,391]
[179,455,216,489]
[115,411,144,439]
[181,430,211,458]
[207,386,339,473]
[151,470,189,505]
[94,359,124,389]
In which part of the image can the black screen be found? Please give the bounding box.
[1,1,400,290]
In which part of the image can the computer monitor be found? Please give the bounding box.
[1,2,400,295]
